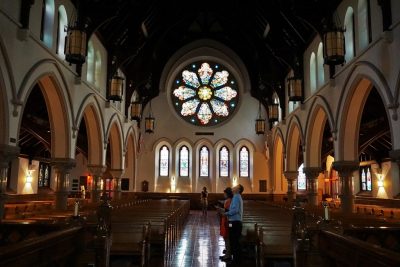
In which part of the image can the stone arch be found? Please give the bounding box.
[154,138,173,192]
[124,127,136,191]
[0,35,16,144]
[215,139,234,192]
[194,139,214,193]
[273,134,287,194]
[234,139,256,193]
[74,94,105,166]
[305,97,335,167]
[336,63,394,160]
[174,138,193,193]
[105,115,124,170]
[286,117,304,171]
[17,59,74,158]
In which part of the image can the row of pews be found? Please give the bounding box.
[110,199,190,266]
[240,200,400,267]
[0,197,190,267]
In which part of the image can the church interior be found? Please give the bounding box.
[1,0,400,266]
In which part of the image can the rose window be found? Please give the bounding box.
[172,62,239,126]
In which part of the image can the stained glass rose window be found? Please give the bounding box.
[171,62,239,126]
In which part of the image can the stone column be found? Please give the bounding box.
[284,171,298,203]
[88,165,106,203]
[51,158,76,210]
[332,161,359,214]
[389,149,400,197]
[0,145,20,220]
[303,167,322,206]
[109,169,124,200]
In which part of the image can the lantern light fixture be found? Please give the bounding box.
[145,101,155,133]
[255,101,266,135]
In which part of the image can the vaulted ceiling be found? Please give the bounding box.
[74,0,342,109]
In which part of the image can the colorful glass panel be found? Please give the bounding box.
[200,146,209,177]
[182,70,200,88]
[159,146,169,176]
[214,86,237,101]
[171,61,239,126]
[366,168,372,191]
[297,164,306,190]
[210,99,228,116]
[181,99,200,116]
[211,70,229,88]
[197,103,212,124]
[179,146,189,177]
[173,86,196,100]
[198,63,213,85]
[220,146,229,177]
[239,147,249,177]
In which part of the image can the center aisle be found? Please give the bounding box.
[169,210,228,267]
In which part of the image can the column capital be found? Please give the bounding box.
[0,144,20,168]
[302,167,323,179]
[51,158,76,172]
[109,168,125,178]
[284,171,298,181]
[87,164,107,176]
[332,161,359,176]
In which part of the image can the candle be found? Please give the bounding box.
[74,201,79,217]
[324,205,329,220]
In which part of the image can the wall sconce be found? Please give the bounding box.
[377,173,384,187]
[232,176,238,187]
[26,164,35,184]
[171,176,176,193]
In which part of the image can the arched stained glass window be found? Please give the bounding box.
[317,42,325,87]
[219,146,229,177]
[344,7,355,62]
[94,50,102,88]
[57,5,68,58]
[239,146,249,177]
[40,0,54,48]
[199,146,209,177]
[159,146,169,177]
[171,62,239,126]
[86,41,94,83]
[297,163,306,190]
[309,52,317,94]
[358,0,370,51]
[179,146,189,177]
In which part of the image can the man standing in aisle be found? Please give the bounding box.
[224,184,244,265]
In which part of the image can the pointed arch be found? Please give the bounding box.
[194,139,214,193]
[273,133,287,194]
[305,104,329,167]
[154,139,173,192]
[336,61,395,158]
[75,97,104,166]
[174,138,193,193]
[235,139,256,193]
[18,67,73,158]
[125,127,136,191]
[106,115,124,170]
[215,139,234,192]
[286,117,303,171]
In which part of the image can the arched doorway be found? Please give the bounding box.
[125,130,136,191]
